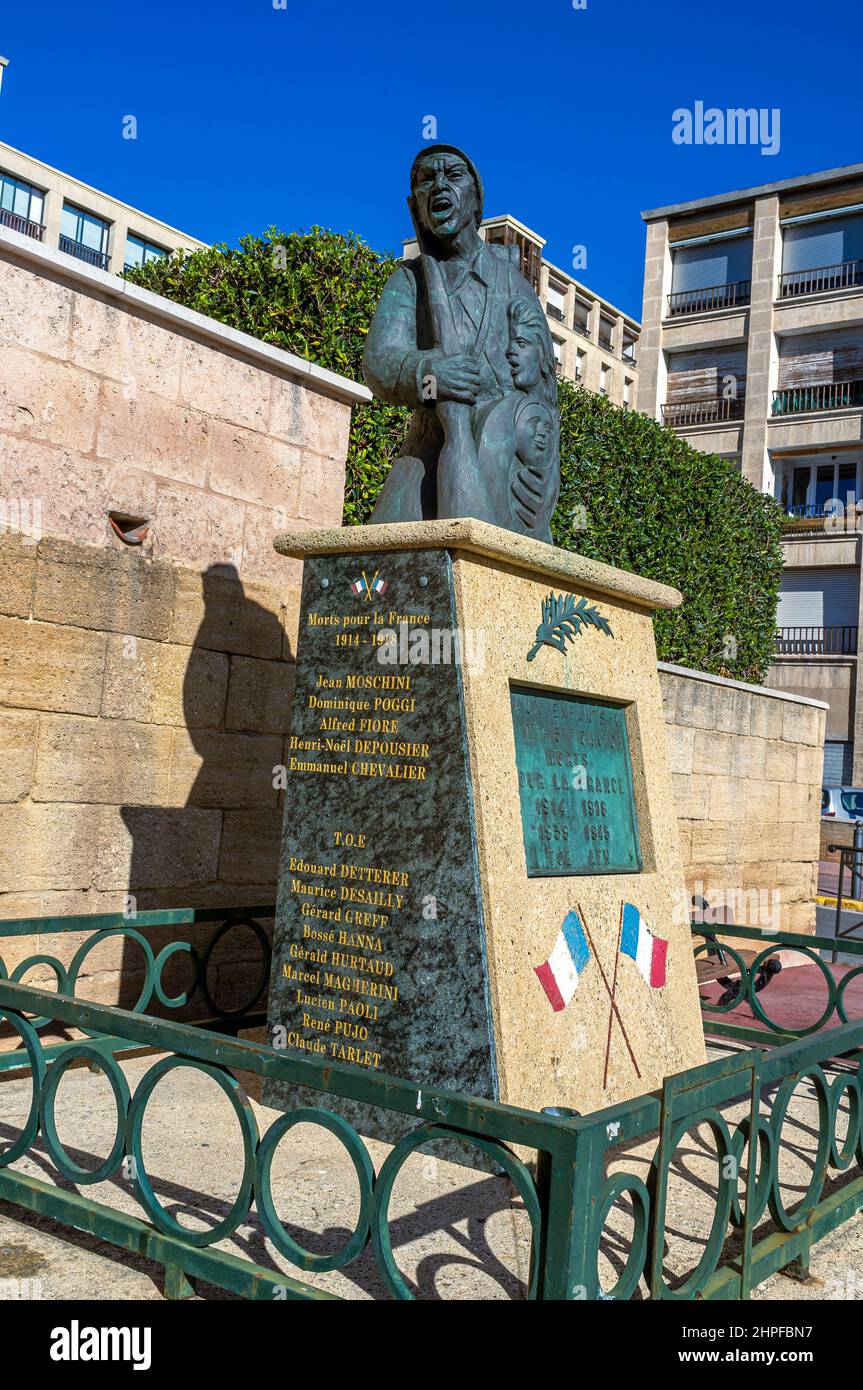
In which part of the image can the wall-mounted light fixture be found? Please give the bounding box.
[0,58,9,96]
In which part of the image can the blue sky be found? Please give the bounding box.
[1,0,860,319]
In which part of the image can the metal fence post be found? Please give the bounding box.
[852,819,863,903]
[536,1122,607,1300]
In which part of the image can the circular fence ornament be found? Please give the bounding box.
[257,1107,375,1271]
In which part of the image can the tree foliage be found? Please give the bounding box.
[127,229,783,680]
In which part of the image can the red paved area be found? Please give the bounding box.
[700,953,863,1036]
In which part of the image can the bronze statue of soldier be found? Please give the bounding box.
[363,144,560,543]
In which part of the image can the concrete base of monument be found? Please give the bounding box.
[264,519,706,1145]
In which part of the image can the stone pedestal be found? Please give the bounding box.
[264,520,706,1138]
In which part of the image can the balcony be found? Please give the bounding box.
[622,351,637,368]
[774,625,858,656]
[598,334,614,352]
[546,303,565,323]
[661,396,746,428]
[667,280,751,317]
[779,504,861,537]
[59,234,111,272]
[772,380,863,416]
[574,322,592,339]
[0,207,44,241]
[779,258,863,299]
[781,504,830,537]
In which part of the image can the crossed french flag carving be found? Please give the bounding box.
[534,903,668,1086]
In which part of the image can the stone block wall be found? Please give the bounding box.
[659,662,826,934]
[0,533,299,1008]
[0,226,366,583]
[0,226,370,1010]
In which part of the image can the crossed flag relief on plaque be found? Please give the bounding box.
[350,570,389,601]
[534,903,668,1088]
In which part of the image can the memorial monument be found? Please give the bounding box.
[265,146,705,1140]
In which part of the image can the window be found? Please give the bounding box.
[546,281,566,322]
[778,458,860,518]
[783,213,863,275]
[575,349,586,382]
[0,171,44,227]
[125,234,169,271]
[780,212,863,296]
[824,743,854,785]
[61,202,110,253]
[671,235,753,294]
[600,363,610,395]
[776,566,860,630]
[624,377,632,407]
[573,299,591,335]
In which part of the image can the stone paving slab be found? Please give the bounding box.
[0,1043,861,1301]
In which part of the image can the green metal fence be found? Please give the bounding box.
[0,909,862,1299]
[696,920,863,1044]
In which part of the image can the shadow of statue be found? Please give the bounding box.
[115,563,289,1020]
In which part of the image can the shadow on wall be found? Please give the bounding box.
[118,563,290,1018]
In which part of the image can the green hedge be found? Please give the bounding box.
[553,381,784,681]
[127,228,783,681]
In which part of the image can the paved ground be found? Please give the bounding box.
[0,1039,862,1301]
[817,858,863,911]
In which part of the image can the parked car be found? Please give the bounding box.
[822,786,863,822]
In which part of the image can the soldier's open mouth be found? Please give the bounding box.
[431,195,455,215]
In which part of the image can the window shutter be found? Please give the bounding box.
[782,215,863,273]
[671,236,753,292]
[777,567,860,628]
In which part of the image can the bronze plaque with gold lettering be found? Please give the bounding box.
[510,686,642,876]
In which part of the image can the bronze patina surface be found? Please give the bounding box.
[363,145,560,542]
[510,687,642,877]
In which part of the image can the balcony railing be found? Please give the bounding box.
[781,502,863,536]
[781,504,829,537]
[667,280,751,317]
[598,334,614,351]
[772,380,863,415]
[774,625,858,656]
[59,234,111,271]
[574,322,591,338]
[0,207,44,241]
[661,396,746,427]
[546,303,565,323]
[622,351,637,368]
[779,259,863,299]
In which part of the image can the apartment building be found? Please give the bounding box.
[404,213,640,408]
[0,139,206,275]
[639,162,863,784]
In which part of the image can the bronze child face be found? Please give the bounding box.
[516,401,554,469]
[506,320,544,391]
